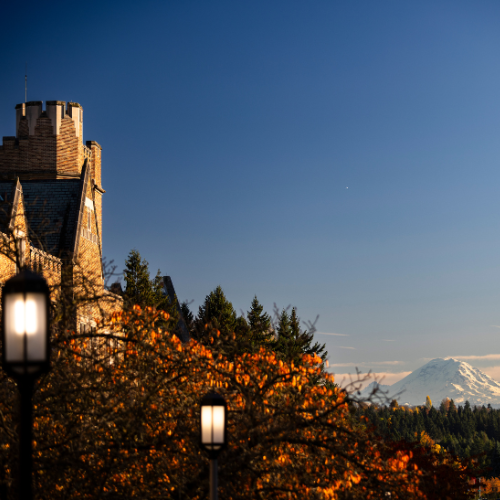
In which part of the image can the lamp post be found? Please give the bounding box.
[1,270,50,500]
[200,391,227,500]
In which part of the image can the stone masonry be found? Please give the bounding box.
[0,99,116,331]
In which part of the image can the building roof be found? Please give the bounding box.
[0,178,81,256]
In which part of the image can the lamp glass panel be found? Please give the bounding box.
[4,293,24,362]
[14,297,26,334]
[212,406,225,444]
[4,292,46,363]
[201,406,213,444]
[26,293,47,361]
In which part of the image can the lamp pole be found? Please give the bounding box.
[200,391,227,500]
[210,458,218,500]
[1,270,50,500]
[18,378,34,500]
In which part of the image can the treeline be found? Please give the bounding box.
[360,398,500,476]
[6,246,479,498]
[116,249,327,364]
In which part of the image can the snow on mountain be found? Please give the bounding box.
[360,358,500,407]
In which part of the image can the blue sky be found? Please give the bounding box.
[2,0,500,384]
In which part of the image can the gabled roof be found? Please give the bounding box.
[0,176,82,257]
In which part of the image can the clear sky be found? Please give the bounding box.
[2,0,500,385]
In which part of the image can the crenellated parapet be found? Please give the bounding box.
[0,100,102,190]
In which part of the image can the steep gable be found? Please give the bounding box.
[74,160,103,281]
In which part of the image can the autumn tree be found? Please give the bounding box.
[425,395,432,410]
[483,476,500,499]
[390,399,399,409]
[440,398,451,413]
[0,292,484,500]
[0,240,481,499]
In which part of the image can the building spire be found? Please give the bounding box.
[25,63,27,103]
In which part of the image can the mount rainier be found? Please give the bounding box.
[360,357,500,407]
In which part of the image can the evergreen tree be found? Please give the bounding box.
[290,307,302,339]
[275,308,327,365]
[448,399,457,414]
[274,308,293,356]
[180,301,194,333]
[277,308,292,337]
[124,249,153,307]
[247,296,273,347]
[275,308,308,364]
[194,286,248,343]
[152,269,170,310]
[149,269,181,332]
[123,251,180,336]
[489,442,500,478]
[197,286,237,331]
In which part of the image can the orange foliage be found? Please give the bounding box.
[0,306,480,499]
[484,476,500,497]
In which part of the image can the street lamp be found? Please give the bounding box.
[2,270,50,500]
[200,391,227,500]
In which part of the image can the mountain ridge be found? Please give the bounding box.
[360,357,500,407]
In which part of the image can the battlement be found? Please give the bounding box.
[0,99,102,189]
[15,100,83,138]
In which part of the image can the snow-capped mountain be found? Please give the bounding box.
[360,358,500,407]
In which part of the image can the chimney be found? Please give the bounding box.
[46,101,66,135]
[86,141,102,187]
[25,101,43,135]
[67,102,82,139]
[15,103,25,137]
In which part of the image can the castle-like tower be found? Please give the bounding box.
[0,101,103,246]
[0,100,111,330]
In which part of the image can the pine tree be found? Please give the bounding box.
[448,399,457,414]
[194,286,247,341]
[290,308,301,339]
[197,286,237,330]
[275,308,292,351]
[247,296,273,347]
[489,442,500,478]
[151,269,170,310]
[123,251,179,334]
[180,302,194,333]
[290,307,327,360]
[124,249,153,307]
[275,308,327,365]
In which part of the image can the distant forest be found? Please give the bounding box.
[359,397,500,477]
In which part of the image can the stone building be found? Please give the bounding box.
[0,100,116,331]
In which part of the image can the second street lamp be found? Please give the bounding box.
[1,270,50,500]
[200,391,227,500]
